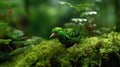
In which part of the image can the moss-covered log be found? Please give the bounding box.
[0,32,120,67]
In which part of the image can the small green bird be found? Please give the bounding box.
[50,27,81,48]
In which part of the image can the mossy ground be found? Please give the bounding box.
[0,32,120,67]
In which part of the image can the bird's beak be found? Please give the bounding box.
[50,33,56,38]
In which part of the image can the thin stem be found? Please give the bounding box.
[7,44,13,50]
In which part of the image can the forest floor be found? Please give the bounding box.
[0,32,120,67]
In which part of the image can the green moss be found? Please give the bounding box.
[0,32,120,67]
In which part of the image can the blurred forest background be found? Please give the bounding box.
[1,0,120,67]
[0,0,120,39]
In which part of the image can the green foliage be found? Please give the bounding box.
[59,1,100,37]
[0,0,26,31]
[1,32,120,67]
[59,1,93,12]
[61,1,116,37]
[0,21,24,39]
[24,36,44,45]
[0,39,11,45]
[0,21,24,62]
[0,21,45,63]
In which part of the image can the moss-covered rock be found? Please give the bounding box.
[0,32,120,67]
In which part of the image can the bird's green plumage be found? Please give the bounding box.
[52,27,63,33]
[51,27,81,48]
